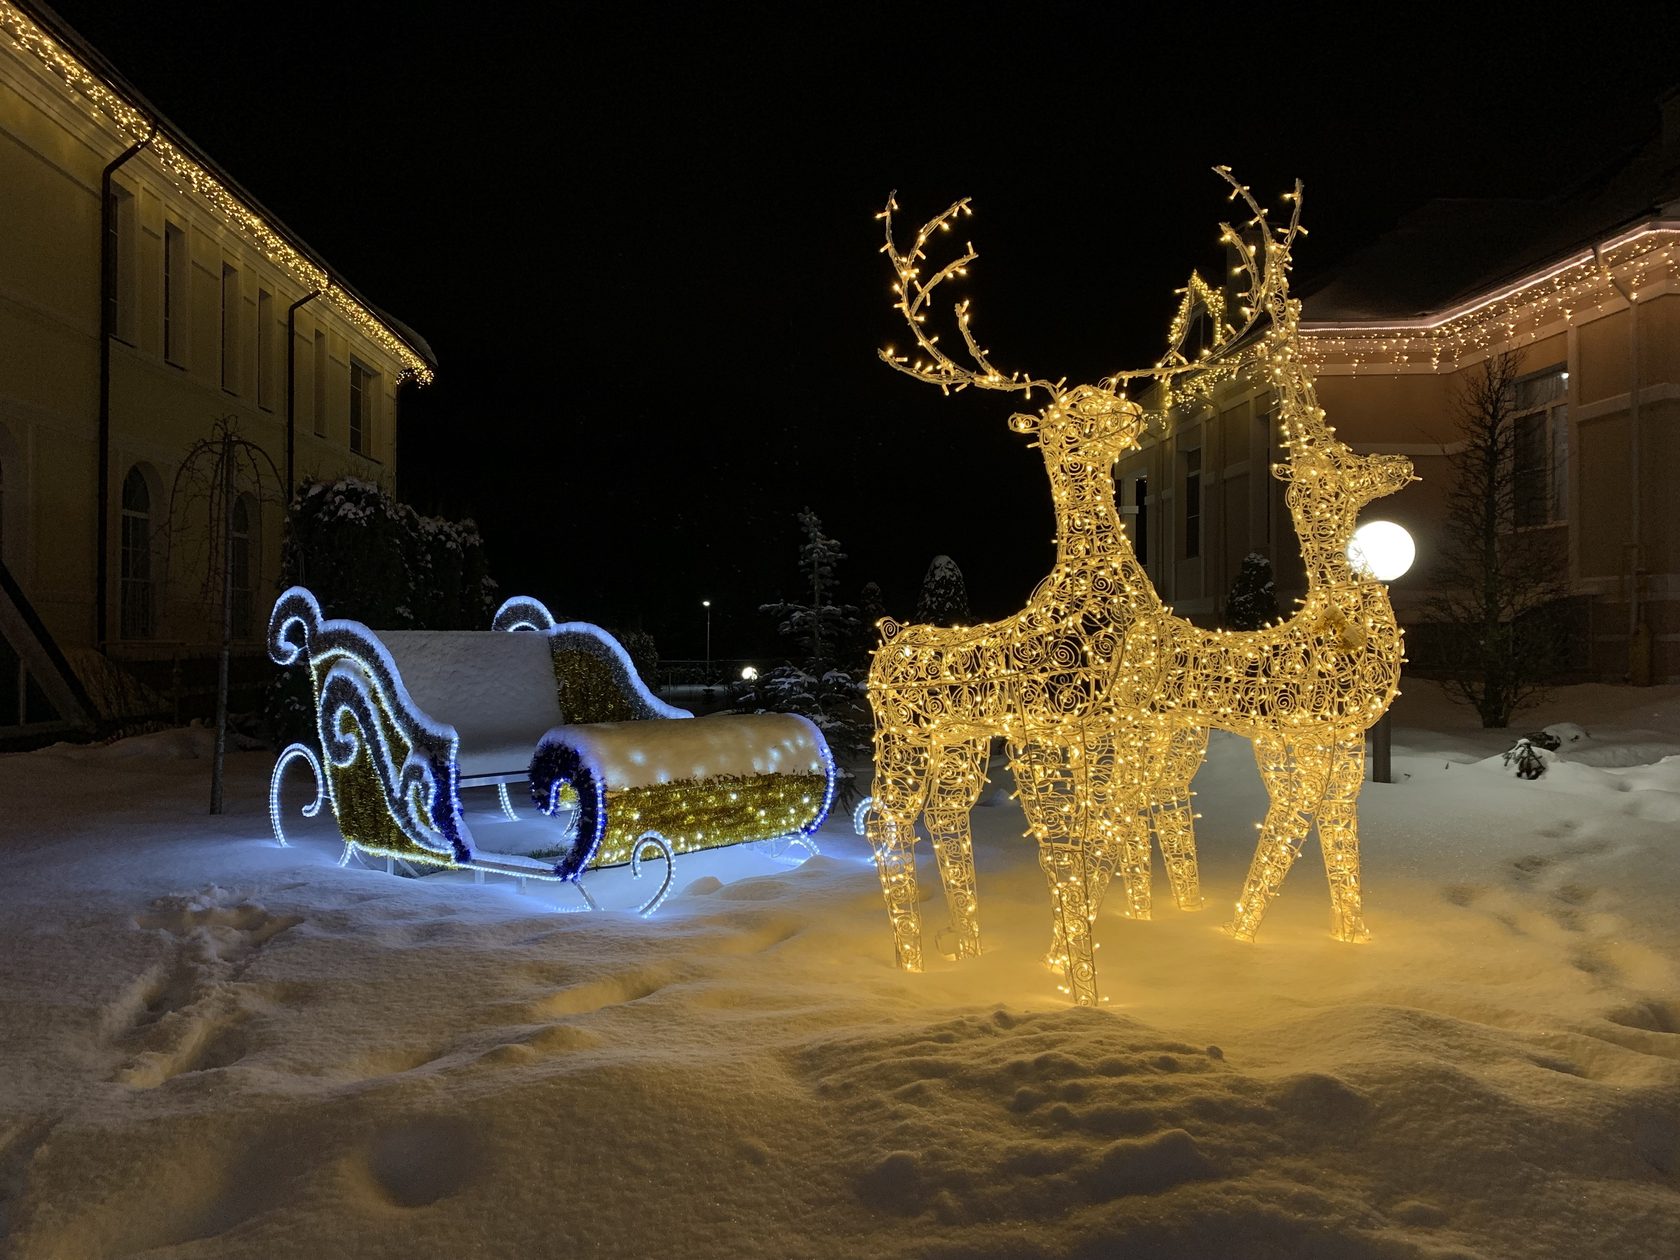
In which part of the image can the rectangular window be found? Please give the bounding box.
[1510,368,1568,527]
[1183,449,1202,559]
[256,288,274,409]
[105,185,137,344]
[163,222,187,366]
[313,330,328,437]
[349,359,369,455]
[220,264,239,392]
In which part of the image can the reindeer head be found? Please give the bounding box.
[1008,385,1144,470]
[1273,435,1415,557]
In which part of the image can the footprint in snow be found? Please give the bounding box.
[108,890,301,1087]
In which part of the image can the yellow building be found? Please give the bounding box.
[0,1,434,737]
[1122,103,1680,684]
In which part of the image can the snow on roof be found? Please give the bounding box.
[1303,101,1680,325]
[3,0,437,378]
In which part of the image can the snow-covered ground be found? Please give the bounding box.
[2,682,1678,1259]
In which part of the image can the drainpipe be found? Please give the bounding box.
[96,129,153,650]
[285,290,322,498]
[1594,243,1649,684]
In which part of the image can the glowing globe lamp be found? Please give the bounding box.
[1347,520,1414,582]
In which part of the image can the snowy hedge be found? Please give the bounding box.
[280,477,497,632]
[266,477,499,744]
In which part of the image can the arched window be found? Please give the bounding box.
[120,466,153,640]
[230,495,253,640]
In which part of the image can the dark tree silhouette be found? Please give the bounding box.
[1426,351,1569,727]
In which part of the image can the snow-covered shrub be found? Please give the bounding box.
[1502,737,1549,779]
[1223,552,1279,630]
[280,477,497,631]
[265,476,499,745]
[853,580,890,672]
[915,554,971,626]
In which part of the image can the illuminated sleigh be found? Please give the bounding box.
[267,587,833,912]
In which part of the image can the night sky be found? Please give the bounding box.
[44,1,1680,660]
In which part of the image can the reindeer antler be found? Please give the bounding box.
[1108,168,1306,392]
[1215,166,1304,329]
[878,193,1062,400]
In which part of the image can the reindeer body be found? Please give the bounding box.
[862,179,1403,1004]
[867,387,1162,1002]
[1105,299,1413,942]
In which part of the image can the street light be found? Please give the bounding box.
[1347,520,1415,582]
[702,599,712,685]
[1347,520,1416,785]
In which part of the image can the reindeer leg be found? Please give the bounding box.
[869,729,930,973]
[1316,734,1370,943]
[1040,838,1100,1007]
[1229,735,1328,942]
[1151,722,1207,912]
[1080,723,1152,924]
[923,737,988,960]
[1013,737,1101,1006]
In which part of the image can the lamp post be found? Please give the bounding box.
[702,599,712,685]
[1348,520,1416,785]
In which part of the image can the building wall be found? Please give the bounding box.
[0,33,416,657]
[1122,274,1680,681]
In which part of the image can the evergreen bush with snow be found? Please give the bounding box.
[854,580,889,671]
[280,476,496,631]
[265,476,498,743]
[915,554,971,626]
[1223,552,1280,630]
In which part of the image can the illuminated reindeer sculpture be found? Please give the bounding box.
[1044,179,1412,948]
[866,180,1291,1005]
[1115,284,1414,943]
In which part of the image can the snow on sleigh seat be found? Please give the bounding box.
[266,586,692,892]
[529,713,836,879]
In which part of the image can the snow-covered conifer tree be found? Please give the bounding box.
[1223,552,1280,630]
[744,509,868,800]
[914,554,971,626]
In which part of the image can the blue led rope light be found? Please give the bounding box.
[268,742,324,847]
[630,833,677,917]
[491,595,558,633]
[852,795,876,837]
[270,587,823,905]
[535,738,609,879]
[269,587,472,863]
[791,712,839,841]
